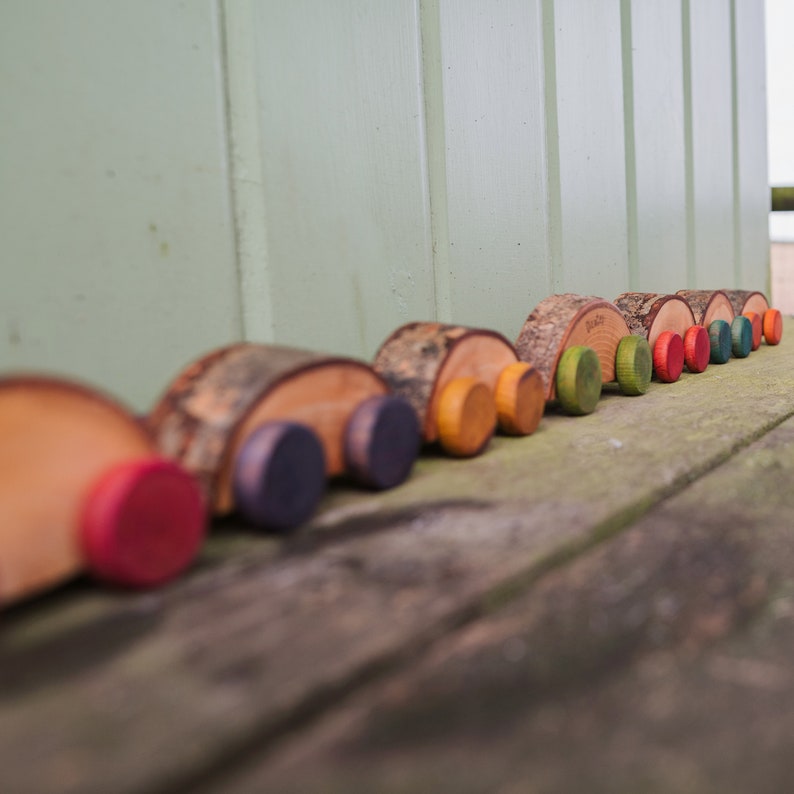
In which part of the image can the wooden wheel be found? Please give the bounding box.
[555,346,602,416]
[494,362,545,436]
[652,331,685,383]
[683,326,710,373]
[435,377,497,457]
[708,320,732,364]
[344,395,420,490]
[615,335,652,395]
[81,459,205,586]
[730,316,753,359]
[763,309,783,345]
[232,421,326,531]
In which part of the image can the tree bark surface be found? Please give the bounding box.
[676,290,734,326]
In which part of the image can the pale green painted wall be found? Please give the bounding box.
[0,0,769,409]
[0,0,242,409]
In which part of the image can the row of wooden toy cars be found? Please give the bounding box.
[0,288,782,607]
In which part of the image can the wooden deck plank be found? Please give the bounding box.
[214,414,794,794]
[1,328,793,793]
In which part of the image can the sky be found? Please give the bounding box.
[767,0,794,240]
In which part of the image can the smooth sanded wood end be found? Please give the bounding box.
[555,346,602,416]
[80,459,207,587]
[232,421,327,531]
[436,377,497,457]
[652,330,685,383]
[743,311,763,351]
[344,395,420,490]
[494,362,545,436]
[683,325,710,373]
[708,320,732,364]
[763,309,783,345]
[615,335,652,396]
[730,316,753,359]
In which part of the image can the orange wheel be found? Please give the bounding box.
[436,377,496,457]
[494,362,545,436]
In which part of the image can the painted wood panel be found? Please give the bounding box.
[247,0,436,359]
[549,0,629,298]
[0,0,241,410]
[0,0,770,408]
[435,0,551,340]
[687,0,736,288]
[733,0,770,290]
[624,0,688,293]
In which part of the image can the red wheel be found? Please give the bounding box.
[683,325,710,373]
[652,331,684,383]
[81,459,206,587]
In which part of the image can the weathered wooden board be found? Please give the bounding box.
[217,413,794,794]
[0,323,791,794]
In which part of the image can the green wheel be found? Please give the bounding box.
[730,315,752,359]
[615,335,652,396]
[555,345,602,415]
[708,319,732,364]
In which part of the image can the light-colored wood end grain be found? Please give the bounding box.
[615,293,695,348]
[677,289,735,327]
[0,378,154,604]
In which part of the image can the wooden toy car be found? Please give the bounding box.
[677,289,754,362]
[514,294,652,415]
[614,292,708,380]
[722,289,783,347]
[373,322,545,457]
[0,376,206,606]
[148,343,421,531]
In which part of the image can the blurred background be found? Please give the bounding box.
[768,0,794,311]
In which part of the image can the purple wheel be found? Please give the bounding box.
[344,395,420,490]
[232,421,326,531]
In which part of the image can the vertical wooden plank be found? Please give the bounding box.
[435,0,551,339]
[550,0,630,298]
[0,0,242,410]
[733,0,770,291]
[221,0,276,342]
[687,0,735,288]
[247,0,435,359]
[624,0,688,293]
[418,0,453,324]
